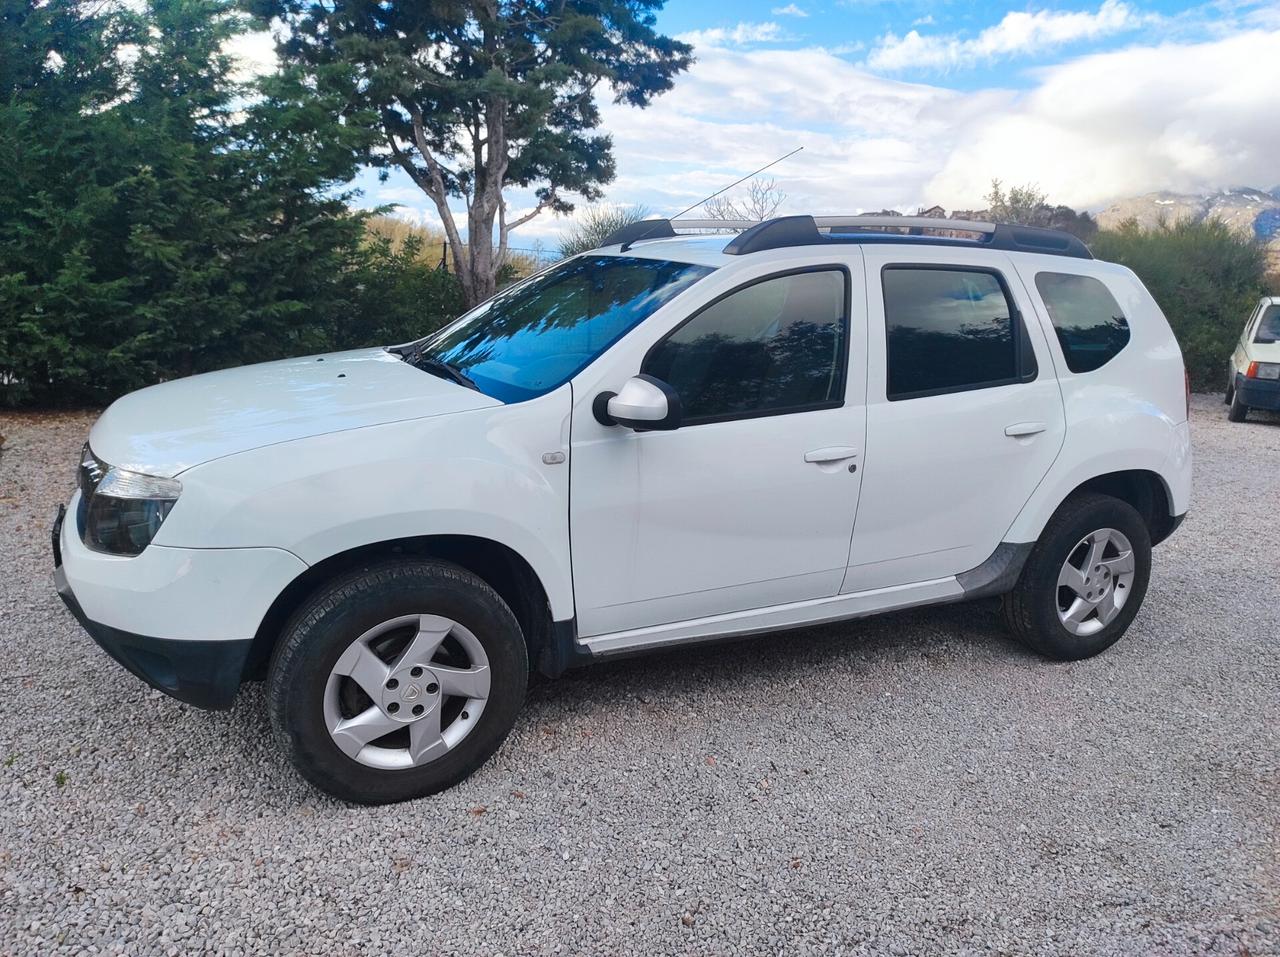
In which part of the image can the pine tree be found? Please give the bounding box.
[1,0,455,406]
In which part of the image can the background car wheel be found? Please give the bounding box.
[1002,493,1152,660]
[1227,387,1249,422]
[268,560,528,804]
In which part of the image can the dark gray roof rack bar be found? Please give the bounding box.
[600,214,1092,260]
[726,215,1092,259]
[601,218,757,251]
[600,219,677,249]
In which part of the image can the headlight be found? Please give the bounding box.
[79,448,181,555]
[1247,361,1280,380]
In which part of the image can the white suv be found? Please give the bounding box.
[53,215,1192,804]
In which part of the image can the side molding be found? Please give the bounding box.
[955,541,1034,599]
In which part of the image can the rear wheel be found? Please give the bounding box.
[268,560,528,804]
[1002,493,1151,660]
[1227,386,1249,422]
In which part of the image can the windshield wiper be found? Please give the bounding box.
[411,353,479,391]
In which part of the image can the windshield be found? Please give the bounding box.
[1256,305,1280,343]
[411,255,715,403]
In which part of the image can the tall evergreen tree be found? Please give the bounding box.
[1,0,441,407]
[248,0,693,307]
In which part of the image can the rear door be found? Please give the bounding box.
[843,248,1066,592]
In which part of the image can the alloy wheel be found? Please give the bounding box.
[323,614,491,770]
[1055,527,1136,637]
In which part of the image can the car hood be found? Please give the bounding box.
[89,348,500,478]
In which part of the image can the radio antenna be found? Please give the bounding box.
[619,146,804,250]
[670,145,804,221]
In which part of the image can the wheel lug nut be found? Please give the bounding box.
[426,682,439,695]
[385,678,399,690]
[387,702,400,714]
[410,666,423,678]
[412,704,424,716]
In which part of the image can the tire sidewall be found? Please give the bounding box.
[1023,496,1153,660]
[1228,389,1248,422]
[270,561,528,805]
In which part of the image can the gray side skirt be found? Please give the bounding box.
[955,541,1035,600]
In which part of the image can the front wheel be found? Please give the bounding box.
[268,560,528,804]
[1002,493,1152,660]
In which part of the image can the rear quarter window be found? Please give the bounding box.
[1035,272,1131,374]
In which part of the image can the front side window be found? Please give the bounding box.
[1255,304,1280,343]
[415,256,714,403]
[643,268,849,423]
[1035,272,1130,373]
[883,266,1028,400]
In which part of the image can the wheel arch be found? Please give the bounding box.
[243,535,562,683]
[1072,470,1177,543]
[1020,468,1178,548]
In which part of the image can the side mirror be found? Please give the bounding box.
[593,374,682,431]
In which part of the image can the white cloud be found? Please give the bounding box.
[224,29,278,82]
[677,22,784,48]
[867,0,1146,72]
[771,4,809,17]
[926,30,1280,208]
[356,22,1280,248]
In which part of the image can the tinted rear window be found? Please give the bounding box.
[1035,272,1130,373]
[883,267,1022,399]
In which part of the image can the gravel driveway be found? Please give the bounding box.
[1,395,1277,956]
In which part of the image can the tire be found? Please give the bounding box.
[1002,493,1152,661]
[268,560,528,805]
[1227,386,1249,422]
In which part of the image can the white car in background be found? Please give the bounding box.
[54,214,1192,804]
[1226,296,1280,421]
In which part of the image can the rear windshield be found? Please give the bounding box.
[417,256,713,403]
[1256,305,1280,343]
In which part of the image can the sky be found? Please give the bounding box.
[233,0,1280,248]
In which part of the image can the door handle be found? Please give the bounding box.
[804,446,859,464]
[1005,422,1047,437]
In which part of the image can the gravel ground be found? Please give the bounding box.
[1,394,1277,956]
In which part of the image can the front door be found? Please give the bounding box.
[570,262,868,637]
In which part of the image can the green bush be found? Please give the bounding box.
[1092,218,1267,391]
[0,0,463,408]
[333,236,466,350]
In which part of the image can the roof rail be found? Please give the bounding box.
[600,218,760,251]
[724,214,1092,259]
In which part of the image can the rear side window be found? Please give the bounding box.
[1256,305,1280,343]
[1035,272,1130,373]
[883,266,1030,400]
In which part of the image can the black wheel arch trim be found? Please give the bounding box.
[956,541,1035,599]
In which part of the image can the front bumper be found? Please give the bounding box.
[52,501,305,710]
[1236,372,1280,411]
